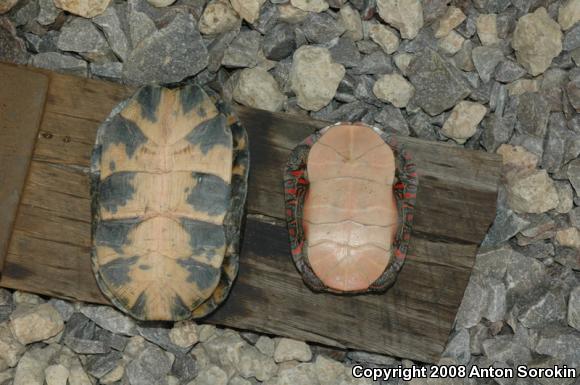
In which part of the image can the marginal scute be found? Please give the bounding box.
[285,122,417,294]
[91,84,249,321]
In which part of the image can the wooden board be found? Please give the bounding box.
[0,66,48,271]
[0,63,502,363]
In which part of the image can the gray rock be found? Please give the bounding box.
[93,6,130,61]
[64,336,109,354]
[222,29,261,68]
[128,10,157,47]
[63,313,96,341]
[569,286,580,332]
[518,287,567,329]
[351,50,393,75]
[0,17,28,64]
[325,101,370,122]
[374,105,410,136]
[301,12,345,44]
[564,23,580,52]
[85,350,123,378]
[455,274,488,329]
[195,365,228,385]
[516,92,550,138]
[495,60,527,83]
[469,324,489,355]
[408,111,438,141]
[482,335,532,366]
[124,13,208,85]
[13,344,60,385]
[472,46,504,83]
[0,289,13,323]
[12,0,39,27]
[535,327,580,368]
[253,2,279,34]
[407,49,471,116]
[36,0,60,25]
[137,323,190,355]
[96,328,129,351]
[484,278,507,322]
[442,328,470,365]
[203,330,246,378]
[171,353,197,383]
[567,77,580,112]
[263,23,295,60]
[46,300,73,323]
[329,37,361,68]
[237,344,277,381]
[207,28,239,73]
[505,251,547,299]
[541,113,570,172]
[126,345,172,385]
[567,158,580,195]
[80,305,137,336]
[482,187,530,246]
[91,61,124,80]
[473,0,512,13]
[57,18,110,59]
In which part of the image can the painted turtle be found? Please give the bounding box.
[90,84,249,321]
[284,122,417,293]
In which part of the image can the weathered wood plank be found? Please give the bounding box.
[0,65,48,271]
[0,63,502,363]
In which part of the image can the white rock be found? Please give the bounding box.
[290,0,328,13]
[192,365,228,385]
[0,322,25,367]
[230,0,266,24]
[496,144,539,177]
[373,73,415,108]
[435,6,466,38]
[369,24,399,54]
[45,364,69,385]
[262,363,313,385]
[278,4,309,24]
[197,324,218,342]
[9,303,64,345]
[124,336,147,360]
[13,345,60,385]
[559,0,580,30]
[202,330,246,378]
[507,79,539,96]
[234,67,287,112]
[441,101,487,144]
[394,53,413,75]
[476,14,500,46]
[377,0,423,39]
[556,228,580,250]
[229,376,252,385]
[0,0,19,14]
[512,7,563,76]
[199,0,241,35]
[12,291,44,306]
[100,361,124,384]
[53,0,111,18]
[506,170,559,214]
[274,338,312,363]
[236,345,278,381]
[340,5,363,41]
[169,321,198,349]
[256,336,276,357]
[290,46,345,111]
[313,356,345,385]
[147,0,176,7]
[438,30,465,55]
[68,361,92,385]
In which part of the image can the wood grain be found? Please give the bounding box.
[0,65,48,271]
[0,63,502,363]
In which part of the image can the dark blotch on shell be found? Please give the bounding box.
[187,173,230,217]
[100,115,147,158]
[177,258,220,290]
[100,256,139,288]
[98,172,136,214]
[185,114,231,154]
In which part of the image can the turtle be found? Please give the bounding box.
[284,122,417,294]
[90,84,249,321]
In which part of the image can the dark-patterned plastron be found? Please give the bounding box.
[90,84,249,321]
[284,122,417,294]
